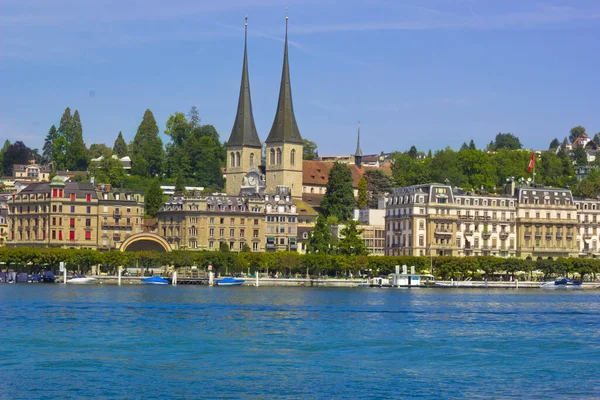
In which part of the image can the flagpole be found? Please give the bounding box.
[533,153,536,184]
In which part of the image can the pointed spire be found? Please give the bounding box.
[354,121,363,157]
[227,15,261,148]
[265,11,303,145]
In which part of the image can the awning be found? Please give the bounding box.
[267,236,275,242]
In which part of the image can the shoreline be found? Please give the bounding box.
[43,275,600,289]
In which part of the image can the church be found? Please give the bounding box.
[225,16,303,199]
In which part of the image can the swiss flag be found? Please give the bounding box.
[527,152,535,173]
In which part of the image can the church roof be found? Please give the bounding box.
[265,17,303,145]
[227,17,261,148]
[354,122,363,157]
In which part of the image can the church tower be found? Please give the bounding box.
[226,17,262,196]
[264,15,304,198]
[354,121,363,169]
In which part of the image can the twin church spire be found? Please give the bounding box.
[227,14,302,148]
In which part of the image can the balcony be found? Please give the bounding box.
[482,232,491,239]
[524,231,532,239]
[556,233,563,240]
[545,234,552,241]
[464,230,473,236]
[535,233,542,240]
[434,228,452,236]
[499,232,509,240]
[566,234,573,240]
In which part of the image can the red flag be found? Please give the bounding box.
[527,152,535,173]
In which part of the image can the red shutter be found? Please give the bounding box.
[69,231,75,241]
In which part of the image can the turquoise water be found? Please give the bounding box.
[1,286,599,399]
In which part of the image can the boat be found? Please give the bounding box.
[0,271,6,283]
[28,274,41,283]
[41,271,55,283]
[141,276,169,285]
[540,276,583,290]
[216,277,245,286]
[67,274,97,284]
[16,272,29,283]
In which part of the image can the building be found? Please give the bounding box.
[12,162,52,182]
[0,208,7,247]
[90,155,132,174]
[225,16,303,199]
[384,182,600,260]
[264,188,298,251]
[158,192,266,252]
[7,177,144,249]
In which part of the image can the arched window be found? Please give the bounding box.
[230,152,235,168]
[276,148,282,165]
[270,149,275,165]
[290,149,296,165]
[249,153,254,167]
[236,152,241,167]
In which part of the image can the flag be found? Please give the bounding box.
[527,152,535,173]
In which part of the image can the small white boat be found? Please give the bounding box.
[540,276,582,290]
[67,274,97,284]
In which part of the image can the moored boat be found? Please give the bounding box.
[16,272,29,283]
[28,274,41,283]
[41,270,56,283]
[216,277,245,286]
[540,276,582,290]
[141,276,169,285]
[67,274,97,284]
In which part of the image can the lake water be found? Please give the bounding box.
[1,285,599,399]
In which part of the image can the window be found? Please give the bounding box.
[52,189,57,198]
[58,231,63,240]
[276,148,282,165]
[209,228,214,236]
[69,231,75,240]
[230,229,235,237]
[70,205,75,213]
[86,218,91,227]
[230,152,235,167]
[270,149,275,165]
[86,206,91,214]
[70,218,75,228]
[236,152,241,168]
[290,149,296,165]
[253,242,258,251]
[219,228,224,237]
[85,231,91,240]
[249,153,254,166]
[240,229,245,238]
[230,241,234,250]
[253,229,259,238]
[209,217,214,224]
[209,241,214,249]
[70,193,76,201]
[52,230,56,239]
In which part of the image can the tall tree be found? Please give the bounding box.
[320,162,355,221]
[145,178,164,218]
[42,125,58,164]
[303,138,318,160]
[357,177,368,209]
[52,136,68,171]
[2,141,31,175]
[337,220,367,256]
[88,149,126,187]
[407,145,418,158]
[549,138,560,150]
[569,126,586,144]
[174,173,186,195]
[131,109,165,178]
[468,139,476,150]
[572,147,588,166]
[391,153,430,187]
[307,215,333,254]
[113,131,128,157]
[65,110,88,171]
[88,143,112,159]
[58,107,73,142]
[593,133,600,145]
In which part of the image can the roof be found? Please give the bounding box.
[265,19,303,145]
[227,21,261,148]
[293,199,318,215]
[302,160,392,188]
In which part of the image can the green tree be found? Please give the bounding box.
[457,148,496,191]
[569,126,586,144]
[174,173,186,195]
[88,143,112,159]
[575,168,600,199]
[219,242,230,253]
[492,133,522,150]
[131,109,165,178]
[364,169,393,208]
[429,147,466,187]
[407,145,418,158]
[320,162,355,221]
[593,133,600,145]
[58,107,73,143]
[52,136,68,171]
[303,138,318,160]
[572,147,588,166]
[468,139,476,150]
[391,152,430,187]
[65,110,88,171]
[337,220,367,256]
[88,149,126,187]
[145,178,164,218]
[42,125,58,164]
[307,215,333,254]
[357,177,368,209]
[113,132,128,157]
[549,138,560,150]
[2,141,31,175]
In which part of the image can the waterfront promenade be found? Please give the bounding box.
[65,275,600,289]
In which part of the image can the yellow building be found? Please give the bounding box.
[7,177,144,249]
[12,162,51,182]
[158,193,266,252]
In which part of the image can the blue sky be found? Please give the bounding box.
[2,0,600,156]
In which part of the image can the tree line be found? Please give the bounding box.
[1,247,599,281]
